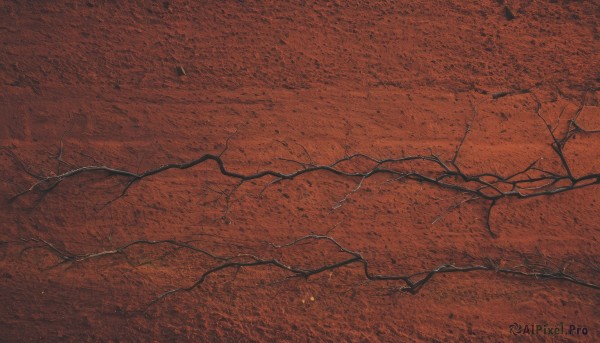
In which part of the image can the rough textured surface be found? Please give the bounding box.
[1,0,599,341]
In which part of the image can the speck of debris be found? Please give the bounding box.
[175,66,186,76]
[504,6,515,20]
[492,91,510,99]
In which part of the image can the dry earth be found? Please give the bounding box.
[1,1,599,341]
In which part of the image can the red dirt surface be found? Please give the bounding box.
[1,1,599,341]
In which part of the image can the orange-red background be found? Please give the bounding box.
[1,1,599,341]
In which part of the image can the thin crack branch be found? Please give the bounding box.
[451,99,478,165]
[13,235,599,311]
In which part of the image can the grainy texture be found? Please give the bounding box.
[1,0,599,341]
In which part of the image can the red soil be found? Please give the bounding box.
[1,1,599,341]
